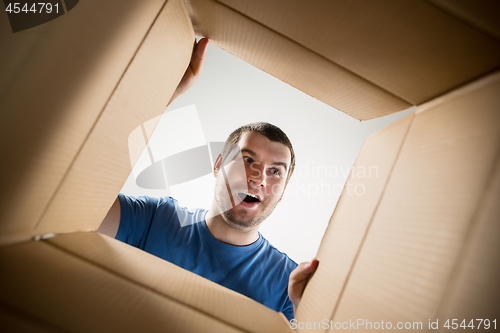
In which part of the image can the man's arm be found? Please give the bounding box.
[288,258,319,315]
[97,38,209,237]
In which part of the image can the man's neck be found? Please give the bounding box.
[205,210,260,246]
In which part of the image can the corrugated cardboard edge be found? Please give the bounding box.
[0,0,197,246]
[330,69,500,330]
[186,0,411,121]
[46,232,294,333]
[295,112,415,332]
[0,240,246,332]
[216,0,500,107]
[416,70,500,115]
[0,0,168,241]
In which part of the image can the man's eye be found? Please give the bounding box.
[270,168,281,176]
[243,156,253,163]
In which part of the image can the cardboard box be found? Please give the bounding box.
[1,0,499,331]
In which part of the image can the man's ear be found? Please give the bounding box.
[213,154,223,177]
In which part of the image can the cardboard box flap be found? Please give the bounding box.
[0,0,167,238]
[187,0,412,121]
[45,232,293,333]
[192,0,500,108]
[330,71,500,328]
[34,0,195,238]
[0,239,249,332]
[296,113,414,332]
[0,0,195,243]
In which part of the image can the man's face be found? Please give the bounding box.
[213,131,291,230]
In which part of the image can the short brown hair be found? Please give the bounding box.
[221,122,295,183]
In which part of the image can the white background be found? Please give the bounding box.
[121,41,414,264]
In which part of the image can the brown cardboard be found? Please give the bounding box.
[0,0,195,244]
[296,113,414,331]
[435,139,500,331]
[46,232,293,333]
[187,0,412,120]
[0,238,253,332]
[0,0,168,240]
[191,0,500,108]
[34,0,195,237]
[329,71,500,331]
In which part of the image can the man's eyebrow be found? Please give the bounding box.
[241,148,288,171]
[240,148,257,157]
[273,161,288,171]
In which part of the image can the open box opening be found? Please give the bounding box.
[119,41,416,264]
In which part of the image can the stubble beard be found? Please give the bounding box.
[213,177,278,231]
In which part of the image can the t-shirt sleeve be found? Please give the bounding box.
[116,193,159,249]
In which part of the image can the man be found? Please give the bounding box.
[98,38,318,322]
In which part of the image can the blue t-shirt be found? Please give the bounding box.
[116,193,297,321]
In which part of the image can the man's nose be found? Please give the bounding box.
[248,162,266,187]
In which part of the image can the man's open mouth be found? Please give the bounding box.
[238,192,260,204]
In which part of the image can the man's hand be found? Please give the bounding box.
[168,37,209,105]
[288,259,319,315]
